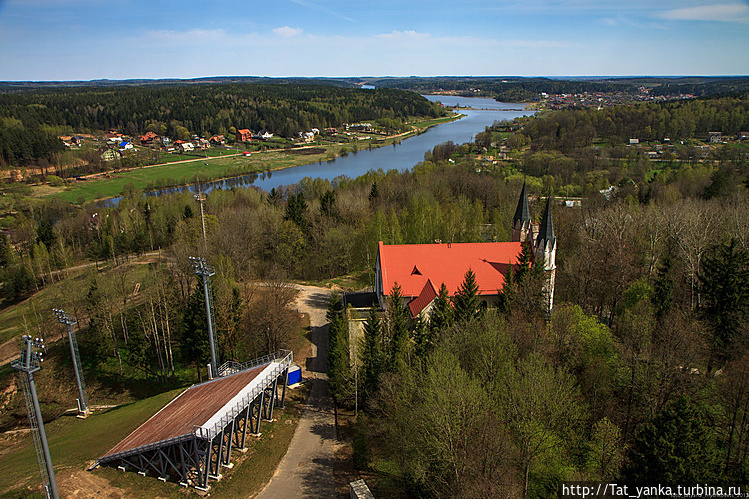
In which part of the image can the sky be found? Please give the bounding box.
[0,0,748,81]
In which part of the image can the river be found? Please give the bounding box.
[140,95,532,200]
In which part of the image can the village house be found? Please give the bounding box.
[99,147,120,162]
[105,132,123,144]
[708,131,722,143]
[254,130,273,140]
[236,129,252,142]
[209,135,226,145]
[139,131,158,144]
[119,141,134,152]
[179,142,195,153]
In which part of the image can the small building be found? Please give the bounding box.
[99,148,120,162]
[106,132,123,144]
[209,135,226,145]
[629,138,639,145]
[254,130,274,140]
[197,138,210,150]
[738,132,749,141]
[179,142,195,152]
[708,131,722,143]
[119,141,133,151]
[139,131,158,144]
[236,129,252,142]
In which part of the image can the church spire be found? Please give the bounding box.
[513,180,531,228]
[511,181,532,242]
[536,194,556,249]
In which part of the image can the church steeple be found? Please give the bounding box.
[512,181,532,242]
[534,195,557,313]
[536,194,556,250]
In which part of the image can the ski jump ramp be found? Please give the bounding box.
[95,350,293,491]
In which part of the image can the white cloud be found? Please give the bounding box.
[659,3,749,22]
[375,30,431,41]
[273,26,303,37]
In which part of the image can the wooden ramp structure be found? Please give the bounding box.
[95,351,293,491]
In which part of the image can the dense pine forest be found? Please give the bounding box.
[1,89,749,497]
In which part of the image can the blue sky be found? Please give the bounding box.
[0,0,747,80]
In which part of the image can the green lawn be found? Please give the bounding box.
[51,146,347,203]
[0,388,181,496]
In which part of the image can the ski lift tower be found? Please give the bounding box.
[190,256,218,378]
[12,335,59,499]
[52,308,89,418]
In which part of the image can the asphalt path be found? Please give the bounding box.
[255,284,337,498]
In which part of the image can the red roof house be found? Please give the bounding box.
[236,129,252,142]
[375,240,524,317]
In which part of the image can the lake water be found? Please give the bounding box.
[133,95,532,201]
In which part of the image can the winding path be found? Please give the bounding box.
[255,284,337,498]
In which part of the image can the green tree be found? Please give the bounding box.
[327,292,352,405]
[284,192,309,231]
[625,396,718,485]
[652,254,675,322]
[181,284,211,381]
[452,269,480,323]
[586,418,623,481]
[430,283,454,331]
[386,283,412,370]
[699,239,749,372]
[361,305,385,403]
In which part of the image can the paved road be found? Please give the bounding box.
[256,285,337,499]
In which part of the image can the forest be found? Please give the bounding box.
[0,83,444,167]
[1,92,749,497]
[365,76,749,102]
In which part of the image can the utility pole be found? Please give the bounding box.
[12,335,59,499]
[52,308,89,418]
[190,256,218,377]
[195,179,208,253]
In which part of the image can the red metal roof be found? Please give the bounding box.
[378,241,524,298]
[102,365,266,458]
[407,279,438,318]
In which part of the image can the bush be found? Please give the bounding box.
[46,175,64,187]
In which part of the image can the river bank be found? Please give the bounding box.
[36,114,462,204]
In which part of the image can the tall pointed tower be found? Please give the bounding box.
[535,196,557,313]
[512,181,532,243]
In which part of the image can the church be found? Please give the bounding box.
[374,183,557,318]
